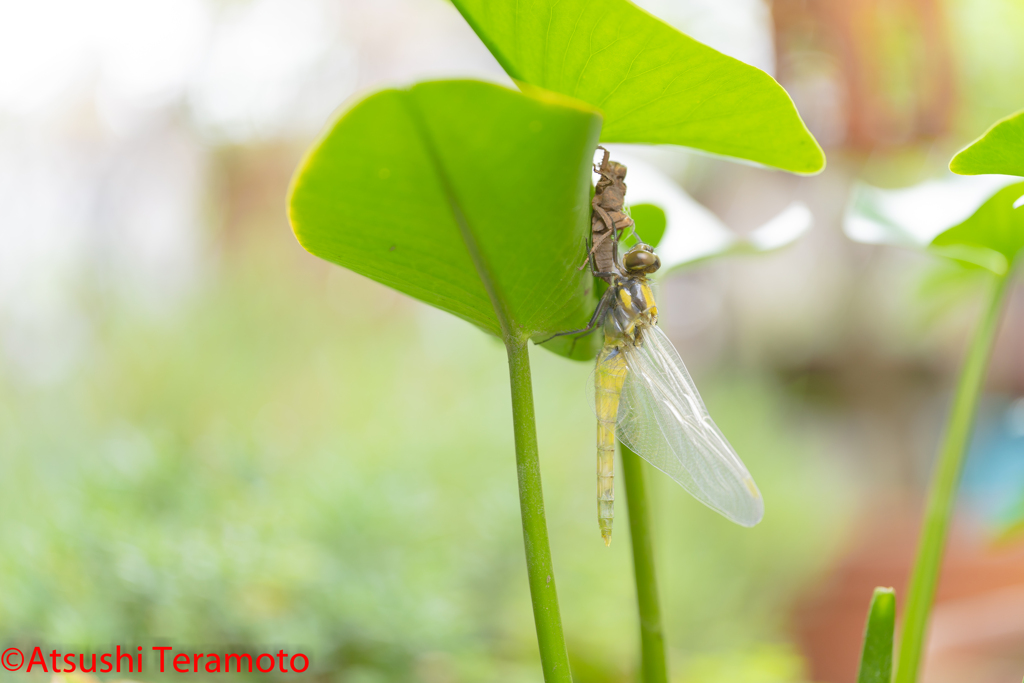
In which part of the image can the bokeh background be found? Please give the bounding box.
[1,1,1023,682]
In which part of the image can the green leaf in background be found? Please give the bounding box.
[450,0,824,174]
[605,150,813,274]
[288,80,604,359]
[857,587,896,683]
[622,203,667,249]
[657,201,813,275]
[931,181,1024,274]
[950,109,1024,177]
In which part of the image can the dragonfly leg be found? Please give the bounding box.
[535,288,613,346]
[535,322,597,348]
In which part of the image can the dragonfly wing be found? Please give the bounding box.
[616,324,764,527]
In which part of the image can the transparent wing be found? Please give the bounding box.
[617,324,764,526]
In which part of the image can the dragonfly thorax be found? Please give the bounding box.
[602,274,658,346]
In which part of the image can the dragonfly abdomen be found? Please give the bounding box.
[595,345,628,546]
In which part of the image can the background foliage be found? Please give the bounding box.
[0,237,849,681]
[3,0,1024,681]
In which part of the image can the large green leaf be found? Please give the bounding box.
[856,587,896,683]
[450,0,824,174]
[950,109,1024,177]
[288,80,603,359]
[931,181,1024,275]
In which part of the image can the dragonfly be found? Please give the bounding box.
[548,151,764,545]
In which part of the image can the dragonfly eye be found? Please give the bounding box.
[623,247,661,274]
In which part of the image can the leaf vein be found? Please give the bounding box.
[597,35,654,108]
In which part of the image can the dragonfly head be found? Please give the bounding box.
[622,243,661,275]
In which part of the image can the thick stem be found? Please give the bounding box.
[894,272,1012,683]
[505,339,573,683]
[621,444,669,683]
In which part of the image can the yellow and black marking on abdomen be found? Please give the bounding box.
[594,343,628,545]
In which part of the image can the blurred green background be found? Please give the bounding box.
[1,1,1023,682]
[0,230,850,682]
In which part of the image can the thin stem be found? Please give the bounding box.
[894,272,1013,683]
[505,339,573,683]
[621,444,669,683]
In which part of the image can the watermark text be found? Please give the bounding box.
[1,646,309,674]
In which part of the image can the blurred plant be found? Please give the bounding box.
[53,674,135,683]
[287,1,823,681]
[892,123,1024,683]
[845,112,1024,683]
[950,108,1024,182]
[856,587,895,683]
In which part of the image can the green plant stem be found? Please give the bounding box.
[621,444,669,683]
[895,272,1013,683]
[505,339,573,683]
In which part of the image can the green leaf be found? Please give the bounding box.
[950,109,1024,177]
[658,201,812,274]
[928,245,1008,276]
[931,181,1024,272]
[857,587,896,683]
[288,79,603,360]
[450,0,824,174]
[845,176,1022,250]
[623,203,667,249]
